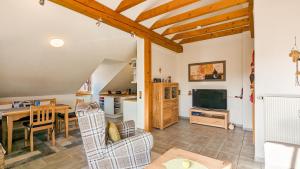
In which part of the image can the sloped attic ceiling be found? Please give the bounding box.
[101,61,137,93]
[97,0,246,36]
[0,0,136,97]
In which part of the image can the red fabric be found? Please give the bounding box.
[250,50,255,103]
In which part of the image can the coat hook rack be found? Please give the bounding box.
[289,36,300,86]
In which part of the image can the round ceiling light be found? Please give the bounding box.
[50,39,64,47]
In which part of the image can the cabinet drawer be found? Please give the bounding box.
[190,116,225,128]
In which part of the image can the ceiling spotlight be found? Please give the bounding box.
[39,0,45,5]
[96,18,103,27]
[197,25,202,29]
[130,31,136,38]
[50,39,64,48]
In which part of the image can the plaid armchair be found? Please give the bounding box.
[77,102,153,169]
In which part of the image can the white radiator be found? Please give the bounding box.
[264,96,300,145]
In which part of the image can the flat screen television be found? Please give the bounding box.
[192,89,227,110]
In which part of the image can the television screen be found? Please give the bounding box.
[192,89,227,110]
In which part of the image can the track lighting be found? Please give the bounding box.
[39,0,45,5]
[96,18,103,27]
[130,31,136,38]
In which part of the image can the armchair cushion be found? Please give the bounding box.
[116,120,135,139]
[77,108,107,150]
[90,132,153,169]
[108,122,121,142]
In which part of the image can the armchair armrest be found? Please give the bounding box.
[116,120,135,139]
[90,132,153,169]
[108,132,153,152]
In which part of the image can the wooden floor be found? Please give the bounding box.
[7,119,264,169]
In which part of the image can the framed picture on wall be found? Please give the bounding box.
[188,61,226,82]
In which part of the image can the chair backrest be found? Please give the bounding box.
[77,102,107,159]
[30,105,55,126]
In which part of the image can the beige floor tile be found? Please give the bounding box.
[199,148,219,159]
[237,158,263,169]
[10,119,264,169]
[5,151,41,166]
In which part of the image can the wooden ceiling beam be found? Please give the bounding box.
[163,7,249,35]
[136,0,199,22]
[172,18,249,40]
[49,0,183,53]
[151,0,249,30]
[179,26,250,44]
[115,0,145,13]
[249,0,254,38]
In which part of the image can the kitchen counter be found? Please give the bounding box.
[123,98,137,102]
[123,98,138,129]
[100,94,137,97]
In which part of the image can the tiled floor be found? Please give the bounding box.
[151,120,264,169]
[5,119,264,169]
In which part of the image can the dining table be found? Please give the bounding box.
[1,104,71,153]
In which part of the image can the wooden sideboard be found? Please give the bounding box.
[152,83,179,130]
[190,108,229,129]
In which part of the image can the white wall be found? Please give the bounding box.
[152,44,178,82]
[148,33,254,127]
[136,38,145,129]
[101,62,137,93]
[254,0,300,160]
[0,94,92,111]
[136,40,178,129]
[91,59,128,101]
[242,34,255,130]
[175,33,254,126]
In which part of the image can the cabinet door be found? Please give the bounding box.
[171,87,177,99]
[163,106,173,126]
[164,87,171,100]
[172,104,179,122]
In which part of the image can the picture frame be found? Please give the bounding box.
[188,61,226,82]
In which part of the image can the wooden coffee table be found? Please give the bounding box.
[146,148,232,169]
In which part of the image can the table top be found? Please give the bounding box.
[0,104,70,117]
[146,148,231,169]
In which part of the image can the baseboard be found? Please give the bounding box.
[255,155,264,162]
[243,127,253,131]
[234,123,243,128]
[179,116,189,120]
[229,123,253,131]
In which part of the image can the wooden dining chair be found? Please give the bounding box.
[23,105,56,152]
[57,99,84,133]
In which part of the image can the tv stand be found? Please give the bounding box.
[189,108,229,129]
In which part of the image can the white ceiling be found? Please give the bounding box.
[0,0,136,97]
[96,0,247,35]
[0,0,247,97]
